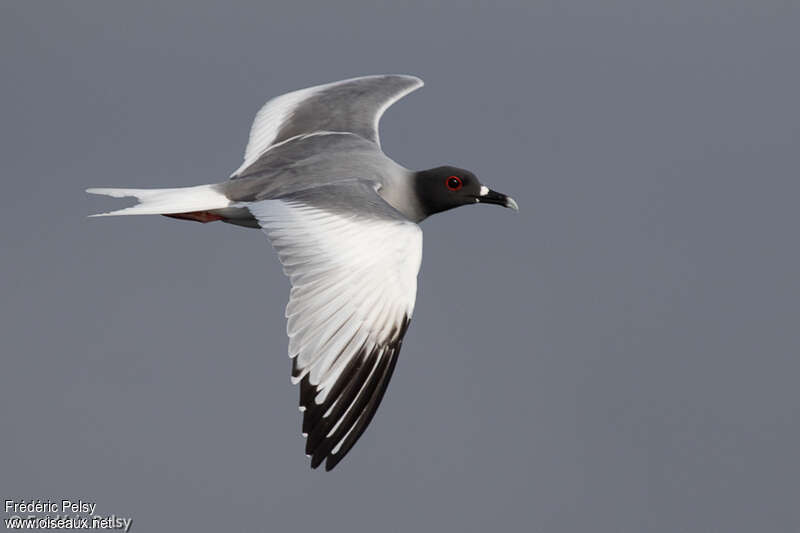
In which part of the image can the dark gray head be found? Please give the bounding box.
[413,166,519,218]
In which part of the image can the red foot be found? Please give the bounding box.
[163,211,225,223]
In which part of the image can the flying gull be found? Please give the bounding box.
[87,74,518,471]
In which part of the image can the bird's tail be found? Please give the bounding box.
[86,184,231,217]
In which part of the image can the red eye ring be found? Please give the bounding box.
[446,176,463,191]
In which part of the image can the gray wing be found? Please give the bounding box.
[243,181,423,470]
[231,75,423,177]
[223,132,401,198]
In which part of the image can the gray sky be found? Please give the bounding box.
[2,1,799,532]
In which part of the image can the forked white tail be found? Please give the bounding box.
[86,184,231,217]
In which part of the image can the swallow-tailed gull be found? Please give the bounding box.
[87,74,518,470]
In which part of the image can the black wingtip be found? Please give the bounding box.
[296,314,412,472]
[310,451,326,469]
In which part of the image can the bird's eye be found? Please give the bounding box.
[446,176,463,191]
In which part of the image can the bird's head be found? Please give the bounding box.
[413,166,519,218]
